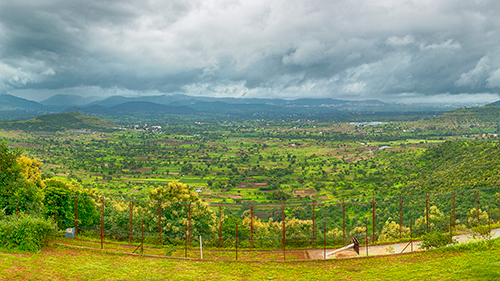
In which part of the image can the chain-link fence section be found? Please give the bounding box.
[48,186,500,261]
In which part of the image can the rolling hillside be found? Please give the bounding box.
[0,112,115,132]
[429,103,500,125]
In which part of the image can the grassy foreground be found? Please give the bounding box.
[1,239,500,280]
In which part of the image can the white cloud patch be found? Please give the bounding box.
[455,56,492,88]
[455,53,500,89]
[420,39,461,51]
[386,35,415,46]
[0,61,55,91]
[343,82,366,93]
[487,69,500,88]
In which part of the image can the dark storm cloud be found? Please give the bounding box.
[1,0,500,102]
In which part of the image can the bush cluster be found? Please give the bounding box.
[419,231,457,250]
[0,214,55,252]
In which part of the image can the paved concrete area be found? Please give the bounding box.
[307,227,500,260]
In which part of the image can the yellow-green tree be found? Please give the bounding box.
[0,142,44,214]
[148,181,215,243]
[379,219,409,241]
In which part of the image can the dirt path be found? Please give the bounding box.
[307,227,500,260]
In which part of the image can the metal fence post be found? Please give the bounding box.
[282,202,286,261]
[158,200,162,245]
[101,197,104,249]
[141,220,144,255]
[250,203,254,248]
[372,196,376,243]
[218,204,223,248]
[342,199,346,244]
[498,187,500,223]
[55,211,58,234]
[199,236,203,259]
[426,194,429,233]
[365,217,368,256]
[399,195,403,238]
[451,191,456,230]
[475,190,479,226]
[74,197,78,236]
[323,221,326,260]
[312,200,316,246]
[185,223,188,258]
[129,199,133,243]
[188,202,192,244]
[449,210,453,244]
[235,223,238,261]
[488,206,491,233]
[410,216,413,252]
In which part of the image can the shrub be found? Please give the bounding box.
[419,231,457,250]
[472,225,491,240]
[0,214,55,252]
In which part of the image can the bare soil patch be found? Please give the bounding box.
[236,182,261,189]
[7,142,37,149]
[133,168,151,172]
[294,189,317,197]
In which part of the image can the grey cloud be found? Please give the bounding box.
[1,0,500,102]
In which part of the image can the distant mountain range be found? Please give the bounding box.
[1,93,498,120]
[40,94,102,109]
[63,101,193,115]
[0,94,45,111]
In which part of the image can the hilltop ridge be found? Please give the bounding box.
[0,112,115,132]
[428,103,500,125]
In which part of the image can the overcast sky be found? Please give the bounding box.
[1,0,500,103]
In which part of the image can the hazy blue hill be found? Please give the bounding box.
[62,105,107,114]
[285,98,387,106]
[0,94,45,111]
[193,97,286,105]
[87,94,389,108]
[86,95,133,107]
[0,112,115,132]
[189,101,280,114]
[87,94,194,107]
[40,94,101,108]
[108,101,194,114]
[62,101,194,115]
[429,103,500,125]
[143,94,194,105]
[8,93,460,118]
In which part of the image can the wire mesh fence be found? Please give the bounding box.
[46,186,500,261]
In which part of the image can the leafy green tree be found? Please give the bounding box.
[43,179,100,230]
[415,206,448,233]
[266,190,291,202]
[0,142,44,215]
[148,181,215,243]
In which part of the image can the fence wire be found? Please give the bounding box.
[42,186,500,261]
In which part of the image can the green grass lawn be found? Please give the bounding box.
[1,239,499,280]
